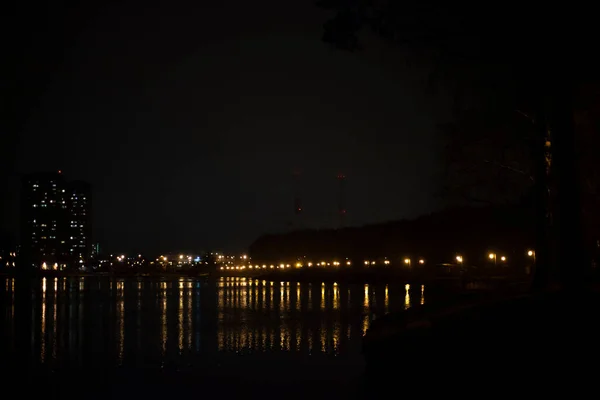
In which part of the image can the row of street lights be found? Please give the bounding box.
[219,250,536,272]
[453,250,535,266]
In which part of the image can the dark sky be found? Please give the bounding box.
[3,1,451,254]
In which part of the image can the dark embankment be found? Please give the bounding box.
[362,288,600,395]
[249,204,535,266]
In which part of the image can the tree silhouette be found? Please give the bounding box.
[318,1,598,289]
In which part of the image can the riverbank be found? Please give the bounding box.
[248,267,530,290]
[0,270,210,278]
[254,268,416,284]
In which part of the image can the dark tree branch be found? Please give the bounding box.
[482,159,535,182]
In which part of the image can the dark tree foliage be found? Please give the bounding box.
[249,205,534,265]
[318,1,600,288]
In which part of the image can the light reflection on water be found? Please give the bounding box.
[1,276,424,376]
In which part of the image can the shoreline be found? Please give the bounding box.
[0,270,211,279]
[0,268,531,291]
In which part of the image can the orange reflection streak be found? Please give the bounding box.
[296,283,301,312]
[285,282,290,313]
[160,282,167,356]
[385,285,389,314]
[333,324,340,354]
[137,283,142,351]
[347,288,351,309]
[178,283,184,352]
[117,281,124,364]
[218,280,225,351]
[362,315,370,336]
[308,328,313,354]
[41,278,47,363]
[333,283,339,310]
[218,281,225,311]
[241,282,248,310]
[320,284,325,311]
[249,323,255,351]
[347,323,351,340]
[186,284,192,350]
[251,283,256,311]
[280,283,285,313]
[241,325,248,350]
[11,279,14,321]
[281,323,290,351]
[364,284,369,309]
[226,282,231,309]
[296,325,301,351]
[308,284,312,310]
[421,285,425,305]
[52,280,57,361]
[405,284,411,309]
[320,322,326,352]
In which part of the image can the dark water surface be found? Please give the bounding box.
[1,277,422,398]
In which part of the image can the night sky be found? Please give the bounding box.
[3,1,452,254]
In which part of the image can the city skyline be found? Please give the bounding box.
[20,171,92,267]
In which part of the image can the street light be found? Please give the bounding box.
[488,253,497,265]
[404,258,411,267]
[500,256,506,262]
[456,255,463,265]
[526,249,536,275]
[418,259,425,265]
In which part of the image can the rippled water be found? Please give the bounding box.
[1,276,424,397]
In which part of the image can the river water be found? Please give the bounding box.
[1,276,424,398]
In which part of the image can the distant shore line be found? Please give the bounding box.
[0,268,529,289]
[0,271,211,279]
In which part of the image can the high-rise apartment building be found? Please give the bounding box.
[66,181,91,259]
[20,172,92,268]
